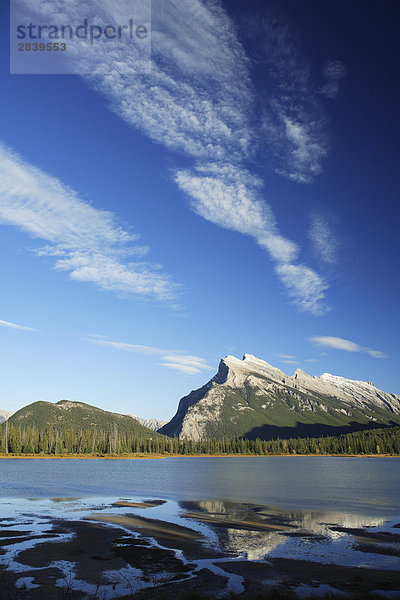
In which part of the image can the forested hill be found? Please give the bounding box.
[5,400,163,438]
[0,422,399,456]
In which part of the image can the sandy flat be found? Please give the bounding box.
[1,499,400,598]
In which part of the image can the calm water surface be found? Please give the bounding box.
[1,456,399,516]
[1,457,400,597]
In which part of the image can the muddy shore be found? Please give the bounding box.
[1,498,399,599]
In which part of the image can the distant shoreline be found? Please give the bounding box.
[0,452,398,459]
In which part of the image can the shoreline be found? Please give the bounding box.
[0,452,398,459]
[1,496,399,599]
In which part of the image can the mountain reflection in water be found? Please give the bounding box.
[180,499,394,566]
[0,495,399,599]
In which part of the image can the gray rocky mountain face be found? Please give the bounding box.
[159,354,400,441]
[0,409,13,423]
[128,414,167,432]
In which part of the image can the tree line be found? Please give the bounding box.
[1,423,399,455]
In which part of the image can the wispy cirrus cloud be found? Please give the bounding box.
[275,264,329,315]
[86,336,212,375]
[159,355,211,375]
[275,353,299,366]
[250,11,328,184]
[0,319,37,332]
[175,164,298,263]
[308,212,338,264]
[15,0,333,314]
[309,336,387,359]
[319,60,347,99]
[0,142,178,301]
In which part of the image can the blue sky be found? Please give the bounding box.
[0,0,399,419]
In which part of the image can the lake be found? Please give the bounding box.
[1,457,400,598]
[1,456,399,515]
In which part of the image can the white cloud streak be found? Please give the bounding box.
[308,212,338,264]
[0,319,37,332]
[275,264,329,316]
[159,363,202,375]
[86,337,212,375]
[0,142,177,300]
[15,0,332,314]
[309,336,387,359]
[175,164,298,264]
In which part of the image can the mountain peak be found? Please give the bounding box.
[56,399,86,408]
[0,409,13,423]
[128,414,167,432]
[220,354,287,383]
[8,399,164,439]
[293,368,312,378]
[160,353,400,441]
[242,353,262,362]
